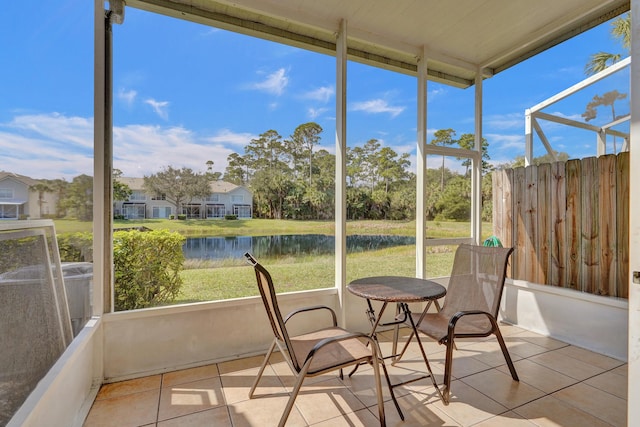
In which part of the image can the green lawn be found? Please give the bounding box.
[53,218,493,304]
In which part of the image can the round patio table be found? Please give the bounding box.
[347,276,447,419]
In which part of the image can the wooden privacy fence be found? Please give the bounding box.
[492,152,629,298]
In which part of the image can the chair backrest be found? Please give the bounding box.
[441,244,514,320]
[244,253,300,370]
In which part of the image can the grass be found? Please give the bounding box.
[52,218,494,304]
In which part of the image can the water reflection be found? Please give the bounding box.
[182,234,415,260]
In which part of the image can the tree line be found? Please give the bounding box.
[221,123,494,221]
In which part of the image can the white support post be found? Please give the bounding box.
[93,0,110,315]
[472,70,483,244]
[597,129,606,156]
[628,0,640,421]
[416,48,427,278]
[524,109,533,166]
[335,20,347,326]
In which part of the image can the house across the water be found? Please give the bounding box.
[114,177,252,220]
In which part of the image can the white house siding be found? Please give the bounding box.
[115,177,252,219]
[0,174,52,220]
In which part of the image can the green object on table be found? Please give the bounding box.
[483,235,503,247]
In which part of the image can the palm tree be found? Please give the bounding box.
[584,13,630,75]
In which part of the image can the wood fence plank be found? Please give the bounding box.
[503,168,514,278]
[550,161,566,287]
[524,166,539,282]
[598,155,617,296]
[512,167,527,280]
[492,170,504,242]
[537,163,551,285]
[580,157,599,294]
[565,159,581,291]
[617,151,630,298]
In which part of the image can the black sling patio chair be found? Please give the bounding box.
[244,252,386,427]
[393,243,519,404]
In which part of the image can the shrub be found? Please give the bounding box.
[177,214,187,220]
[58,232,93,262]
[113,229,185,311]
[224,214,238,220]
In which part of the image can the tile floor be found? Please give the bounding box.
[83,324,627,426]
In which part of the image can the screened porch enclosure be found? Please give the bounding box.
[5,0,639,425]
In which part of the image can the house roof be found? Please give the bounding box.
[118,177,247,194]
[0,172,41,187]
[126,0,629,88]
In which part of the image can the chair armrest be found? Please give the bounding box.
[284,305,338,327]
[446,310,496,340]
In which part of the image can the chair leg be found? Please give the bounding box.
[370,354,386,427]
[492,320,519,381]
[442,338,454,405]
[279,365,310,427]
[249,339,277,398]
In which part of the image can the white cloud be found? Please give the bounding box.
[250,68,289,96]
[144,98,170,120]
[307,107,328,119]
[302,86,334,103]
[0,112,245,180]
[484,113,524,131]
[207,129,256,146]
[117,88,137,107]
[350,99,405,117]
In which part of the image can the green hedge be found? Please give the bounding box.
[58,230,185,311]
[113,230,185,311]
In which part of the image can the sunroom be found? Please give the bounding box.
[3,0,639,426]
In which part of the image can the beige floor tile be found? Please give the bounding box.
[158,376,225,421]
[83,389,160,427]
[514,395,612,427]
[218,354,267,375]
[429,380,508,426]
[443,352,494,380]
[293,378,366,424]
[461,369,545,410]
[309,408,381,426]
[584,369,628,400]
[338,363,396,407]
[496,359,578,394]
[495,323,527,337]
[472,411,537,426]
[157,406,232,426]
[95,375,162,400]
[220,363,287,404]
[529,349,605,380]
[228,394,307,427]
[503,339,550,359]
[509,331,568,351]
[552,382,627,426]
[454,340,522,369]
[161,364,219,387]
[378,393,461,427]
[552,345,625,371]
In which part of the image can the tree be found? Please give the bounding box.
[58,174,93,221]
[585,13,630,75]
[205,160,222,181]
[430,129,456,191]
[286,122,323,185]
[223,153,249,185]
[457,133,491,175]
[582,90,628,154]
[144,166,211,219]
[30,181,52,218]
[113,169,132,203]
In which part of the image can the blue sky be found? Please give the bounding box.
[1,1,630,180]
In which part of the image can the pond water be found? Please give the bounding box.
[182,234,416,260]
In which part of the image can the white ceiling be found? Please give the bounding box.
[125,0,629,88]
